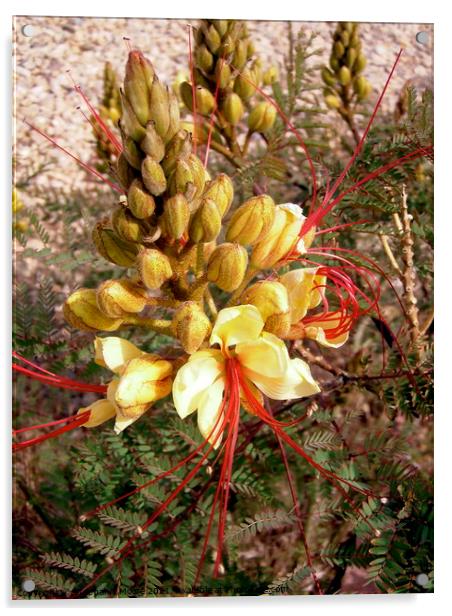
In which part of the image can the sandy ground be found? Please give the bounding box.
[13,16,433,200]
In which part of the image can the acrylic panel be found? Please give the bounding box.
[12,16,433,599]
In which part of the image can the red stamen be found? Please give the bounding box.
[13,363,107,394]
[13,411,90,452]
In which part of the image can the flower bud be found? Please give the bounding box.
[214,60,232,90]
[96,279,147,318]
[205,24,222,53]
[263,66,279,85]
[141,156,167,196]
[212,19,228,37]
[251,203,305,269]
[162,130,192,174]
[92,224,139,267]
[226,194,275,245]
[112,207,145,243]
[207,243,248,292]
[248,102,277,133]
[140,122,165,161]
[333,40,345,59]
[321,67,336,87]
[187,154,207,199]
[180,82,215,116]
[64,288,123,332]
[78,398,117,428]
[124,50,154,127]
[329,55,340,72]
[127,179,156,219]
[138,248,173,289]
[121,134,143,170]
[119,92,147,143]
[116,153,136,190]
[202,173,234,216]
[346,47,357,69]
[354,53,367,73]
[240,280,291,337]
[338,65,352,86]
[325,94,341,110]
[189,198,222,243]
[164,89,181,144]
[167,158,195,199]
[149,78,170,138]
[171,301,212,354]
[222,92,244,126]
[115,354,173,421]
[354,75,371,100]
[232,40,248,71]
[233,69,256,100]
[161,193,190,240]
[196,44,214,72]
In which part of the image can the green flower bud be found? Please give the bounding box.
[333,40,345,59]
[215,60,232,89]
[119,91,147,142]
[354,53,367,73]
[246,40,256,58]
[171,301,212,354]
[232,40,248,71]
[138,248,173,289]
[340,30,350,46]
[187,153,207,200]
[346,47,357,69]
[92,223,139,267]
[180,82,215,116]
[212,20,228,37]
[124,50,154,127]
[164,89,181,144]
[204,24,222,54]
[161,129,192,174]
[240,280,291,337]
[161,194,190,240]
[196,44,214,73]
[248,102,277,133]
[353,75,371,100]
[338,65,352,86]
[233,69,256,99]
[263,66,279,85]
[325,94,342,110]
[64,288,123,332]
[321,67,336,87]
[149,78,170,138]
[116,153,136,190]
[329,55,340,72]
[226,194,276,245]
[140,122,165,161]
[96,279,147,318]
[128,179,156,219]
[141,156,167,196]
[207,243,248,292]
[222,92,244,126]
[189,198,222,243]
[167,158,195,199]
[121,134,143,170]
[112,207,145,243]
[202,173,234,216]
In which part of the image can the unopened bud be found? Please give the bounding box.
[215,60,232,90]
[333,40,345,59]
[127,179,156,219]
[124,50,154,126]
[207,243,248,292]
[338,65,351,86]
[140,122,165,161]
[141,156,167,196]
[64,288,123,332]
[161,193,190,240]
[248,102,276,133]
[325,94,341,110]
[167,158,194,199]
[112,207,145,243]
[222,92,244,126]
[138,248,173,289]
[180,82,215,116]
[116,153,136,190]
[162,130,192,174]
[240,280,291,337]
[196,44,214,73]
[232,40,248,71]
[92,223,139,267]
[96,279,147,318]
[226,194,276,245]
[354,53,367,73]
[119,92,147,143]
[263,66,279,86]
[149,78,170,138]
[204,24,222,54]
[171,301,212,354]
[202,173,234,216]
[233,69,256,100]
[251,203,305,269]
[321,67,336,87]
[189,198,222,243]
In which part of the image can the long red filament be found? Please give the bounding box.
[13,410,91,452]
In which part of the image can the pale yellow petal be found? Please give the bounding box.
[236,331,290,378]
[197,377,226,448]
[305,326,349,348]
[94,336,144,374]
[210,305,264,350]
[245,357,320,400]
[172,349,225,419]
[280,268,326,323]
[114,408,149,434]
[115,355,172,414]
[78,398,116,428]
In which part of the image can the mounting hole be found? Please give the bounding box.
[22,579,36,593]
[21,24,35,37]
[416,573,429,587]
[416,31,429,45]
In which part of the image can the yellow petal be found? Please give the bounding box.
[210,305,264,350]
[114,408,149,434]
[94,336,144,374]
[78,398,116,428]
[304,312,350,348]
[197,377,226,448]
[236,331,290,378]
[115,355,173,414]
[280,268,326,323]
[172,349,224,419]
[244,357,320,400]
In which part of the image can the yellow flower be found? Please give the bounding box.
[280,268,350,348]
[172,305,319,447]
[78,337,173,434]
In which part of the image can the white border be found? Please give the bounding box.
[2,0,450,613]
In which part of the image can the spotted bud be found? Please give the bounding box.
[189,198,222,243]
[251,203,306,269]
[162,130,192,174]
[124,50,154,126]
[96,279,147,318]
[92,224,139,267]
[119,92,147,142]
[121,135,142,170]
[187,154,207,200]
[112,207,145,243]
[248,102,276,133]
[116,153,136,190]
[226,194,275,245]
[64,288,123,332]
[202,174,234,216]
[149,78,170,138]
[167,158,194,199]
[180,82,215,116]
[140,122,165,161]
[138,248,173,289]
[161,194,190,240]
[240,280,291,337]
[207,243,248,292]
[222,92,244,126]
[127,179,156,219]
[214,61,232,90]
[141,156,167,196]
[171,301,212,354]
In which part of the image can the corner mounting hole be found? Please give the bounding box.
[416,31,429,45]
[22,579,36,592]
[21,24,35,37]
